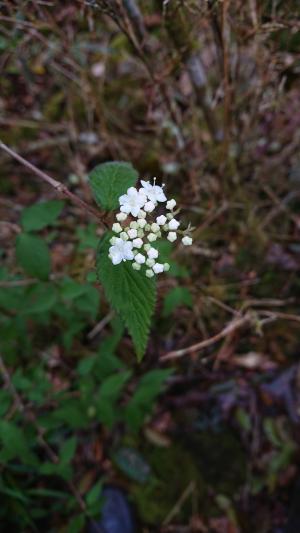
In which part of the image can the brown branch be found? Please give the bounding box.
[160,313,252,362]
[0,140,108,227]
[161,309,300,362]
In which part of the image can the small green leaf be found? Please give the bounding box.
[125,369,172,431]
[0,420,37,465]
[21,200,64,231]
[16,233,50,280]
[96,233,156,360]
[20,283,57,314]
[89,161,138,211]
[96,370,132,427]
[85,481,102,507]
[162,286,193,317]
[68,514,85,533]
[60,436,77,464]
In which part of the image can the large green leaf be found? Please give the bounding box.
[89,161,138,211]
[16,233,51,281]
[21,200,64,231]
[96,233,156,360]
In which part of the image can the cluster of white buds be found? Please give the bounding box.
[108,179,193,277]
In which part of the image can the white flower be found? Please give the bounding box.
[135,253,146,264]
[153,262,164,274]
[163,263,170,271]
[168,218,180,230]
[128,228,138,239]
[138,210,146,219]
[146,269,154,278]
[167,231,177,242]
[109,238,134,265]
[156,215,167,226]
[144,243,151,251]
[132,262,141,270]
[137,218,147,229]
[182,236,193,246]
[151,223,160,233]
[146,258,155,267]
[116,212,127,222]
[110,236,117,245]
[112,222,122,233]
[140,179,167,203]
[147,247,159,259]
[132,238,143,249]
[166,199,176,210]
[119,187,147,217]
[147,233,157,242]
[144,200,155,213]
[130,221,138,229]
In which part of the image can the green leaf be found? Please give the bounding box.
[125,369,172,431]
[96,370,132,427]
[20,283,57,315]
[16,233,51,280]
[0,420,37,465]
[60,437,77,464]
[89,161,138,211]
[162,286,193,317]
[68,514,85,533]
[21,200,64,231]
[85,481,102,508]
[96,233,156,360]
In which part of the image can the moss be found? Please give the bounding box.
[131,443,203,525]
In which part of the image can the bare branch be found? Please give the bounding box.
[160,314,251,362]
[0,140,108,227]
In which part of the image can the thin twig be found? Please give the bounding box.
[0,140,107,227]
[87,310,115,339]
[160,313,252,362]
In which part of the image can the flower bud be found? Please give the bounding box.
[112,222,122,233]
[153,263,164,274]
[151,223,160,233]
[148,233,157,242]
[166,199,176,210]
[182,236,193,246]
[146,258,155,267]
[135,253,146,264]
[147,247,159,259]
[156,215,167,225]
[167,232,177,242]
[128,228,138,239]
[116,212,127,222]
[132,238,143,248]
[130,221,138,229]
[168,218,180,230]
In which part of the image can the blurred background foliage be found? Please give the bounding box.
[0,1,300,531]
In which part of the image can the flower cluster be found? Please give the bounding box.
[108,179,193,277]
